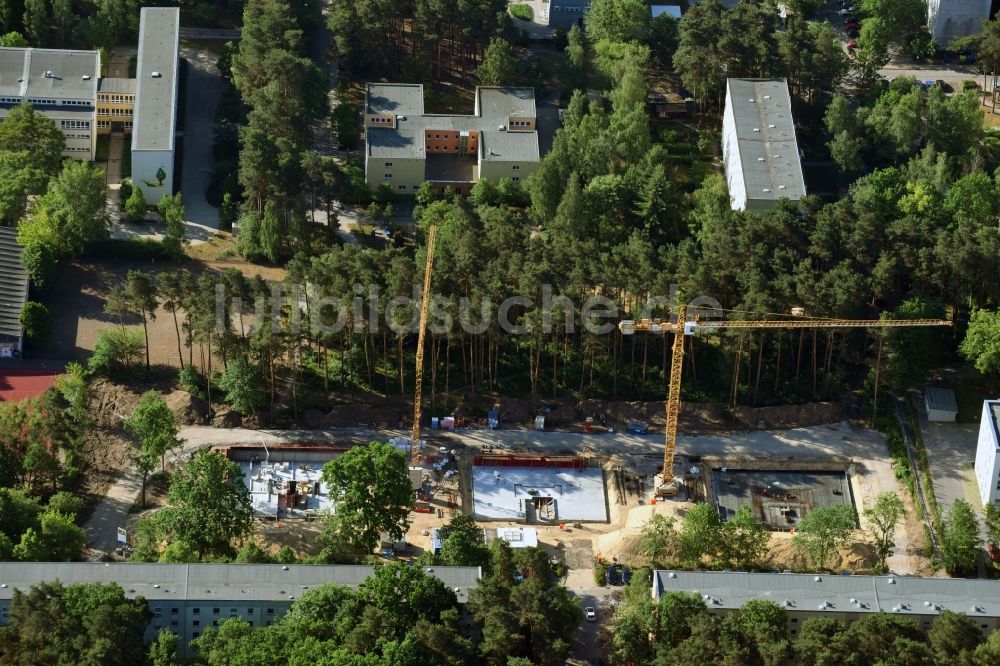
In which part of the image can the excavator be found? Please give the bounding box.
[619,305,951,497]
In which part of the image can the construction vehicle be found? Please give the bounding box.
[410,224,439,466]
[620,305,951,497]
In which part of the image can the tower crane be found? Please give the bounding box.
[619,305,951,497]
[411,224,439,466]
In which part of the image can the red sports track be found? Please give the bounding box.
[0,369,61,402]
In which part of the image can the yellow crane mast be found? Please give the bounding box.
[620,306,952,496]
[411,224,439,466]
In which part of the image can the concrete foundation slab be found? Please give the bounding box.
[472,466,607,522]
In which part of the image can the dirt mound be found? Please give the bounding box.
[493,396,533,423]
[764,533,875,572]
[163,390,209,426]
[543,402,577,426]
[89,379,207,428]
[735,402,843,430]
[212,407,242,428]
[326,404,402,428]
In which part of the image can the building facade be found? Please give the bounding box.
[0,7,178,202]
[131,6,180,204]
[927,0,991,44]
[722,78,806,212]
[0,226,27,358]
[0,47,101,160]
[364,84,540,195]
[653,570,1000,636]
[975,400,1000,508]
[0,563,482,654]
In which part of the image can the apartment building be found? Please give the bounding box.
[975,399,1000,509]
[927,0,991,44]
[653,570,1000,636]
[0,562,482,654]
[721,78,806,212]
[364,83,540,195]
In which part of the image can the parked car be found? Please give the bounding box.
[988,543,1000,561]
[585,607,597,622]
[844,20,860,30]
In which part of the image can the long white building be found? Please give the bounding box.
[975,399,1000,509]
[721,78,806,212]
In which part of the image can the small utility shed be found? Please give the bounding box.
[925,387,958,422]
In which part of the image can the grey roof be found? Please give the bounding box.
[654,570,1000,618]
[132,7,180,152]
[481,129,538,162]
[98,77,136,94]
[477,87,536,120]
[0,48,99,101]
[0,563,483,604]
[366,83,425,116]
[0,226,27,340]
[924,387,957,414]
[726,78,806,202]
[365,84,540,164]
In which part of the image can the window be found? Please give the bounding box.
[171,608,178,615]
[384,162,393,167]
[192,608,200,615]
[230,608,237,614]
[60,120,90,130]
[398,185,406,190]
[247,608,254,614]
[790,619,798,624]
[512,165,520,171]
[384,173,392,179]
[170,620,178,627]
[511,176,520,182]
[266,608,274,615]
[213,608,220,614]
[153,608,162,616]
[192,620,200,627]
[248,621,254,627]
[192,632,200,638]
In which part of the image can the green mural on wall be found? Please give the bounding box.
[143,166,167,188]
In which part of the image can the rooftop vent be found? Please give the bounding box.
[498,125,506,132]
[764,95,771,100]
[763,188,771,193]
[82,75,91,80]
[768,124,775,128]
[753,128,760,132]
[668,572,677,579]
[396,115,406,121]
[779,185,786,190]
[783,599,792,607]
[749,98,755,103]
[849,598,857,604]
[757,157,765,162]
[151,71,162,78]
[888,578,896,584]
[43,70,53,78]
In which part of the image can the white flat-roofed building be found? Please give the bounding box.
[976,400,1000,508]
[928,0,991,44]
[131,6,180,204]
[0,47,100,160]
[653,570,1000,635]
[722,78,806,212]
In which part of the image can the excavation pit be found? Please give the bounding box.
[709,468,856,531]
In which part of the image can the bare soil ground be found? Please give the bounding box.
[35,254,285,366]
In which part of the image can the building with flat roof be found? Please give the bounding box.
[131,6,180,204]
[721,78,806,211]
[364,84,539,195]
[975,400,1000,508]
[653,570,1000,636]
[0,562,482,651]
[0,226,27,358]
[0,7,179,202]
[0,47,100,159]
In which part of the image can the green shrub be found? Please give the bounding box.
[179,365,208,400]
[593,562,607,585]
[509,3,532,20]
[87,238,173,261]
[19,301,51,342]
